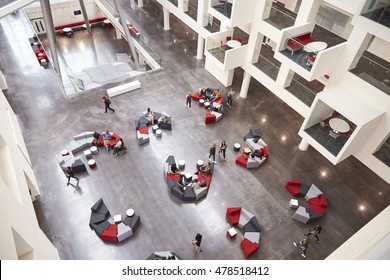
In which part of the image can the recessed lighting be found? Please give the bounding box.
[184,49,187,52]
[379,192,382,196]
[186,32,189,35]
[359,205,366,211]
[281,135,286,141]
[321,171,327,177]
[262,118,266,123]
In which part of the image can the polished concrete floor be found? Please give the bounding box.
[1,1,389,260]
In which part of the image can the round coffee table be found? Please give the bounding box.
[199,99,205,107]
[126,208,135,217]
[178,160,186,170]
[196,160,204,169]
[234,143,241,152]
[61,149,69,156]
[156,129,162,138]
[90,146,98,155]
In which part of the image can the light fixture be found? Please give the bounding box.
[359,205,366,211]
[262,117,266,123]
[321,171,327,177]
[281,135,286,141]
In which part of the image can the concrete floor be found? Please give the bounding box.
[1,1,389,260]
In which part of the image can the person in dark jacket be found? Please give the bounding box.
[191,233,203,252]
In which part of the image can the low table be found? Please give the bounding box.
[234,143,241,152]
[289,199,299,209]
[227,40,242,49]
[90,146,98,155]
[178,160,186,170]
[152,124,159,132]
[88,159,96,169]
[329,118,350,133]
[155,129,162,138]
[196,160,204,169]
[227,227,237,238]
[84,149,92,159]
[199,99,205,107]
[61,149,69,156]
[114,214,122,224]
[184,172,192,182]
[126,208,135,217]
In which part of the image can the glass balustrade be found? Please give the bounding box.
[252,50,280,81]
[183,0,197,21]
[207,38,226,63]
[263,0,296,30]
[168,0,178,7]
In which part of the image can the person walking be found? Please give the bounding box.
[185,91,192,108]
[191,233,203,252]
[209,143,217,162]
[227,88,235,108]
[219,140,227,161]
[293,234,311,258]
[65,166,79,186]
[311,225,322,242]
[102,96,115,113]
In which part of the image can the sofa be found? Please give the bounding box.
[285,179,328,224]
[89,198,141,243]
[226,207,262,258]
[286,32,315,55]
[146,251,182,260]
[134,111,172,144]
[235,129,269,169]
[164,155,214,202]
[191,88,225,124]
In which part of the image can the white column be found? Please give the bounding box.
[115,27,121,39]
[197,0,209,26]
[138,0,143,7]
[0,70,8,90]
[295,0,321,25]
[197,35,205,60]
[276,65,294,88]
[240,71,251,99]
[163,7,170,30]
[299,139,310,151]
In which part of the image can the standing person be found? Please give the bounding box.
[103,130,111,151]
[102,96,115,113]
[293,234,311,258]
[209,143,217,162]
[146,107,155,125]
[311,225,322,242]
[65,166,79,186]
[93,131,101,149]
[186,91,192,108]
[219,140,227,161]
[227,88,235,108]
[191,233,203,252]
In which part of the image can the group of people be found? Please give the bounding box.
[208,140,228,162]
[293,225,323,258]
[196,87,235,109]
[92,130,125,156]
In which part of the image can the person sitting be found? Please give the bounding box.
[200,162,212,177]
[192,179,205,191]
[113,138,124,156]
[93,131,100,149]
[200,86,207,100]
[145,107,155,125]
[103,130,111,151]
[171,163,180,174]
[250,148,265,159]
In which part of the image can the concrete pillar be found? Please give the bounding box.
[163,7,170,30]
[240,71,251,99]
[0,70,8,90]
[78,0,92,35]
[197,35,205,60]
[39,0,61,78]
[197,0,209,26]
[115,27,121,39]
[295,0,321,25]
[113,0,139,66]
[276,65,295,88]
[299,139,310,151]
[138,0,143,7]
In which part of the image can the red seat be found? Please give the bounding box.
[138,126,149,135]
[226,36,232,41]
[237,37,243,43]
[235,154,248,168]
[226,207,241,226]
[285,179,301,197]
[205,112,216,124]
[240,238,260,258]
[192,91,203,101]
[101,224,118,242]
[197,171,212,187]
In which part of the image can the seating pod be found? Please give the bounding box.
[226,207,262,258]
[285,180,328,224]
[235,129,269,169]
[164,155,213,202]
[89,198,141,243]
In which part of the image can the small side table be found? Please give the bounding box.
[84,149,92,159]
[156,129,162,138]
[114,214,122,224]
[178,160,186,170]
[289,199,299,209]
[234,143,241,152]
[196,160,204,170]
[61,149,69,156]
[88,159,96,169]
[90,146,98,155]
[199,99,205,107]
[152,124,159,132]
[227,227,237,239]
[184,172,192,182]
[126,208,135,217]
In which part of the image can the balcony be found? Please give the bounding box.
[210,0,233,19]
[263,0,296,30]
[252,44,280,81]
[208,0,258,28]
[204,16,221,33]
[167,0,178,7]
[349,50,390,96]
[286,73,325,107]
[361,1,390,28]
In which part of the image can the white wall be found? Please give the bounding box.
[368,37,390,62]
[323,0,365,15]
[0,90,59,260]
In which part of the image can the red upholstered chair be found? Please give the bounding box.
[138,126,149,135]
[237,37,243,43]
[285,179,301,196]
[263,146,269,158]
[167,173,181,181]
[226,36,232,41]
[226,207,241,226]
[205,112,216,124]
[235,154,248,168]
[220,41,228,50]
[101,224,118,242]
[197,171,212,187]
[240,238,260,258]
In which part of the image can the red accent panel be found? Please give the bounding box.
[205,112,216,124]
[138,126,149,135]
[240,238,260,258]
[285,179,301,197]
[197,171,212,187]
[167,173,181,181]
[263,146,269,157]
[235,154,248,168]
[192,92,202,101]
[319,194,328,208]
[101,224,118,242]
[226,207,241,226]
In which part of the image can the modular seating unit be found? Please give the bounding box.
[235,129,269,169]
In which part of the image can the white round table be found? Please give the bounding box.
[234,143,241,152]
[226,40,242,48]
[88,159,96,169]
[156,129,162,138]
[103,19,110,24]
[303,41,328,53]
[63,27,72,33]
[61,149,69,156]
[178,160,186,170]
[199,99,205,106]
[329,118,350,133]
[90,146,98,155]
[126,208,135,217]
[196,160,204,169]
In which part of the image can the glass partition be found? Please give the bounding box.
[361,0,390,28]
[210,0,232,19]
[204,15,221,33]
[168,0,178,7]
[263,0,296,30]
[183,0,197,21]
[373,134,390,167]
[252,49,280,81]
[207,38,226,63]
[286,76,317,107]
[0,0,18,8]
